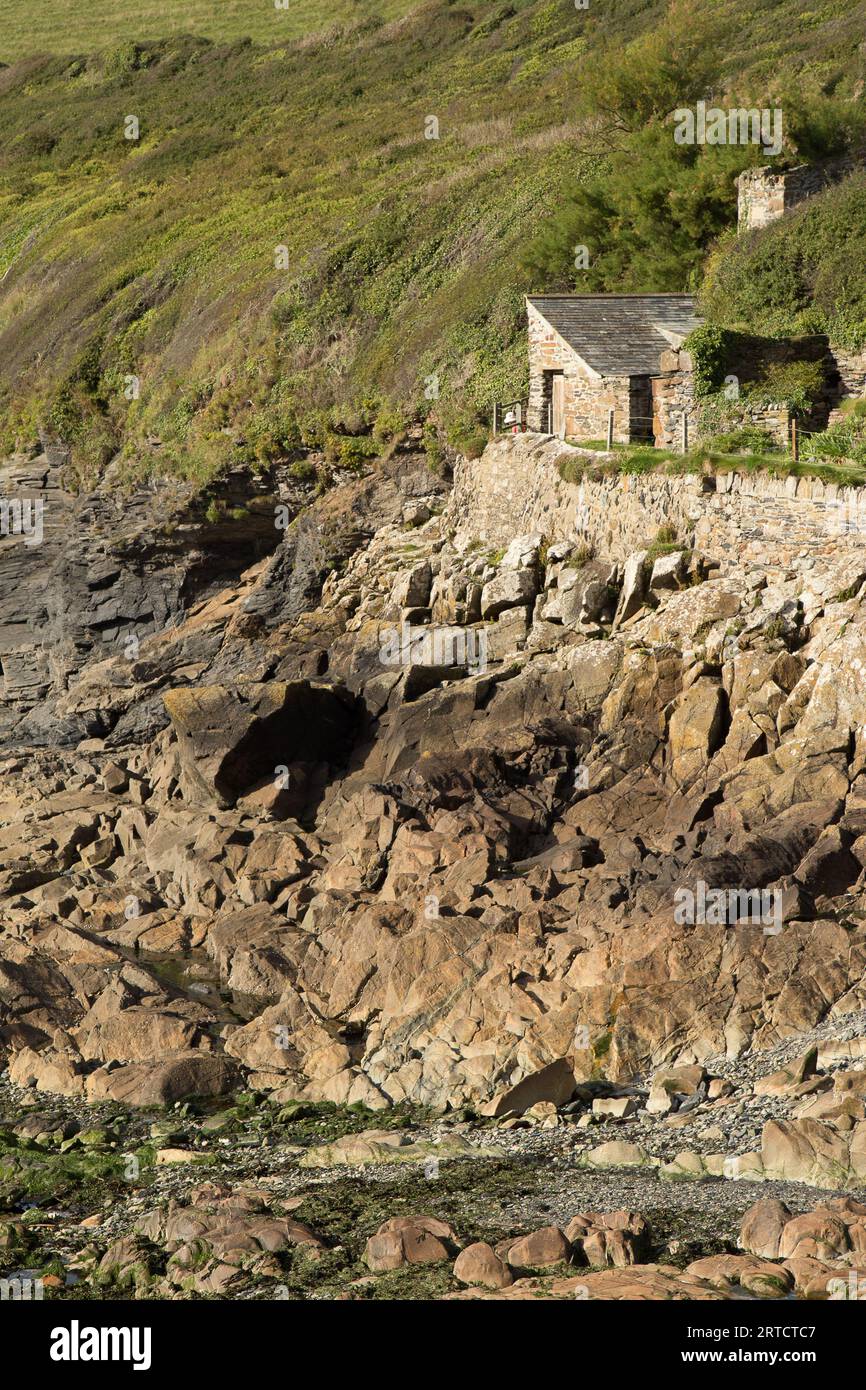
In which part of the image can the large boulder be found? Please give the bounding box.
[483,1058,577,1118]
[739,1199,793,1259]
[84,1052,239,1106]
[162,681,358,810]
[480,569,536,620]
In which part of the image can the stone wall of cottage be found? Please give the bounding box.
[652,335,866,447]
[449,433,866,569]
[526,302,643,443]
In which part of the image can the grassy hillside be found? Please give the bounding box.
[0,0,864,489]
[0,0,416,64]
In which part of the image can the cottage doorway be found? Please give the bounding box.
[650,376,666,447]
[551,374,566,438]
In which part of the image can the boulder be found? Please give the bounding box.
[85,1052,238,1106]
[760,1119,852,1188]
[739,1199,792,1259]
[584,1141,652,1170]
[364,1217,454,1272]
[162,681,358,809]
[505,1225,570,1271]
[480,569,536,620]
[483,1058,576,1118]
[647,1064,706,1115]
[453,1242,513,1289]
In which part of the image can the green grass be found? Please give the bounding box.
[0,0,417,64]
[0,0,865,491]
[558,439,866,487]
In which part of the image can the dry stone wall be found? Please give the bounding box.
[449,433,866,569]
[737,157,865,231]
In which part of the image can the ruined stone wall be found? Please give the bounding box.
[737,158,863,231]
[449,433,866,569]
[653,334,866,446]
[830,348,866,424]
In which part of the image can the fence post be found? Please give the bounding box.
[606,409,614,451]
[791,417,799,462]
[681,412,688,455]
[493,404,499,437]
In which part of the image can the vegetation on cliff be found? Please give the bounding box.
[0,0,864,487]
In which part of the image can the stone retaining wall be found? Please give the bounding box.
[448,434,866,568]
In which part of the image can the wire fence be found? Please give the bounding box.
[494,400,863,466]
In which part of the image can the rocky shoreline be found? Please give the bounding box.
[4,436,866,1299]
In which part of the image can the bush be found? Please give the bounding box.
[800,402,866,466]
[685,325,737,398]
[287,458,317,482]
[701,427,779,455]
[745,361,825,414]
[699,173,866,350]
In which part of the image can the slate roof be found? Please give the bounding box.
[527,294,701,377]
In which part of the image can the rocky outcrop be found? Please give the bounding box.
[5,436,866,1138]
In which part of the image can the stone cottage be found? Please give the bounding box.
[526,294,701,444]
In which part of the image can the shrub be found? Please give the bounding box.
[745,360,825,414]
[701,427,779,455]
[287,458,317,482]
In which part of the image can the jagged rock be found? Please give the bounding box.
[480,568,536,619]
[392,561,432,608]
[613,550,650,626]
[501,533,543,570]
[650,550,686,591]
[162,681,358,809]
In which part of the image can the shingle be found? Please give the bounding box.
[527,294,702,376]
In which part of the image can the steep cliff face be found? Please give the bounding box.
[0,445,441,747]
[3,437,866,1137]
